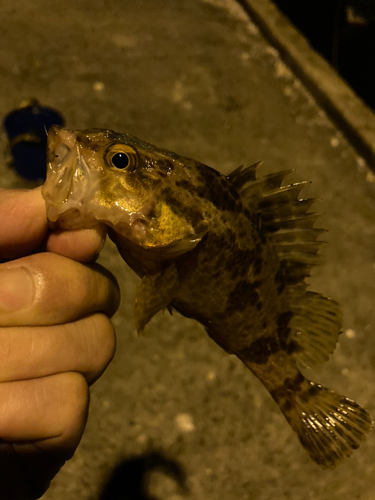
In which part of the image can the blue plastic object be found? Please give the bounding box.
[3,99,64,180]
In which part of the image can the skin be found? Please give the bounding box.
[0,187,120,499]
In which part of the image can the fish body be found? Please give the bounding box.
[42,126,372,468]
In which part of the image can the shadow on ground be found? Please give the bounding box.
[98,451,188,500]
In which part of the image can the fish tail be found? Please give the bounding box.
[271,374,373,468]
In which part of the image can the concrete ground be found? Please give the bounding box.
[1,0,375,499]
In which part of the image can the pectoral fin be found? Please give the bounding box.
[135,264,179,334]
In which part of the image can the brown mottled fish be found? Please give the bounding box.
[42,126,372,468]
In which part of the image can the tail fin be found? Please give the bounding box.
[273,377,372,468]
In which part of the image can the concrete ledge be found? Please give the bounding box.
[238,0,375,167]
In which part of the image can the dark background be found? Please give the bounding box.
[274,0,375,110]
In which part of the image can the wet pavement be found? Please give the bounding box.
[1,1,375,499]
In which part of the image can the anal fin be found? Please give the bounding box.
[135,264,179,335]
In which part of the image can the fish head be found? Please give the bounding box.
[42,126,208,258]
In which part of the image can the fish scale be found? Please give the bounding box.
[42,126,372,469]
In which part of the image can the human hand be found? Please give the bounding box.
[0,187,120,499]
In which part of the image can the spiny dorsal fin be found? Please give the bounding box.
[226,164,244,183]
[265,212,321,231]
[227,161,262,186]
[269,227,326,244]
[227,163,323,286]
[239,169,294,201]
[254,181,311,210]
[260,198,316,221]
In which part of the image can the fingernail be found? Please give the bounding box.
[0,267,35,312]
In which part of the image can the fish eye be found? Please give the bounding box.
[105,144,137,172]
[111,152,130,169]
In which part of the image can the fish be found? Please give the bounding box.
[42,126,372,468]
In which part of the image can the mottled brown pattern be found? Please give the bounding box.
[270,373,305,403]
[226,280,261,313]
[240,336,280,364]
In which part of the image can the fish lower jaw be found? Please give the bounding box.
[46,204,71,223]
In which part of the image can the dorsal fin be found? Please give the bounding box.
[227,164,322,287]
[265,212,321,231]
[260,198,316,221]
[239,170,295,201]
[226,164,244,183]
[227,161,262,185]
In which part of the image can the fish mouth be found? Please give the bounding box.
[46,207,99,230]
[42,126,152,241]
[42,126,100,229]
